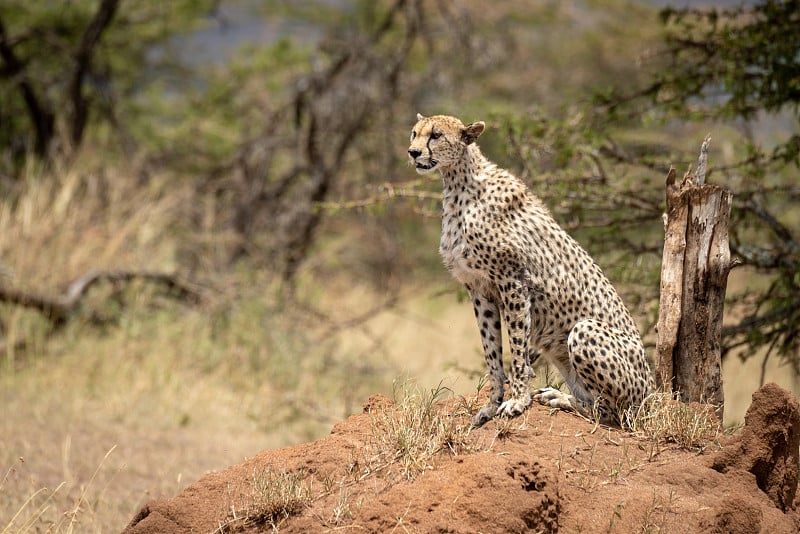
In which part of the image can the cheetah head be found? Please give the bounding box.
[408,114,485,174]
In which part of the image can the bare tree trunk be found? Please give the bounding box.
[0,18,55,158]
[656,136,732,420]
[67,0,120,149]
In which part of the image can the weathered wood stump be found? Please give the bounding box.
[655,136,732,420]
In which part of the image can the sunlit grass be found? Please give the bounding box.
[623,391,722,459]
[365,380,480,480]
[216,466,313,533]
[0,161,401,532]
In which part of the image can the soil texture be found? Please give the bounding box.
[124,383,800,533]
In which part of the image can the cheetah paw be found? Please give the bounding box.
[497,395,531,418]
[532,387,575,411]
[471,403,499,428]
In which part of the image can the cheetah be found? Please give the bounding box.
[408,113,653,427]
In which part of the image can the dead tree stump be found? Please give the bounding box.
[655,136,732,420]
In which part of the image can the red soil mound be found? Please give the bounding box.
[709,382,800,513]
[124,385,799,533]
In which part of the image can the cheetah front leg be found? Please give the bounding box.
[468,287,506,427]
[496,273,534,419]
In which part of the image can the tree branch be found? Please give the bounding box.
[741,198,799,253]
[0,269,201,325]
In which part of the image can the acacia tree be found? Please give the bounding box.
[158,0,580,284]
[0,0,214,171]
[651,1,799,367]
[503,0,800,376]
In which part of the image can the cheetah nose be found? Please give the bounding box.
[408,149,422,159]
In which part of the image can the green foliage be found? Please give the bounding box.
[637,1,800,366]
[0,0,215,167]
[135,35,313,170]
[657,1,800,121]
[504,0,800,367]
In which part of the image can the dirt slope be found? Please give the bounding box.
[124,383,799,533]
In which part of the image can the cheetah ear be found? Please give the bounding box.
[416,113,425,121]
[461,121,485,145]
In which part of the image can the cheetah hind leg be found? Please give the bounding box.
[535,319,646,425]
[533,386,614,424]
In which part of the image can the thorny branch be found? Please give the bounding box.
[315,178,441,211]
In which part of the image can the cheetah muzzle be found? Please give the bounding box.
[408,113,654,427]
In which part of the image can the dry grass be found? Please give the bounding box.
[0,163,193,293]
[623,391,722,458]
[0,161,406,532]
[213,380,485,532]
[217,467,313,533]
[0,159,481,532]
[1,447,117,534]
[364,380,480,480]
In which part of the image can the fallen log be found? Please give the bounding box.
[0,269,201,325]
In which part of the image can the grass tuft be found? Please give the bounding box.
[366,380,478,480]
[623,392,721,458]
[217,466,312,533]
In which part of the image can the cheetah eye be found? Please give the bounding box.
[431,131,443,140]
[410,131,416,140]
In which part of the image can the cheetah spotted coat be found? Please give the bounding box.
[408,114,653,426]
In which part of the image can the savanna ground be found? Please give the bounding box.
[0,165,797,532]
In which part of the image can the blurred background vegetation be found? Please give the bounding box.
[1,0,798,531]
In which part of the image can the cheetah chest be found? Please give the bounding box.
[439,194,490,287]
[440,234,484,286]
